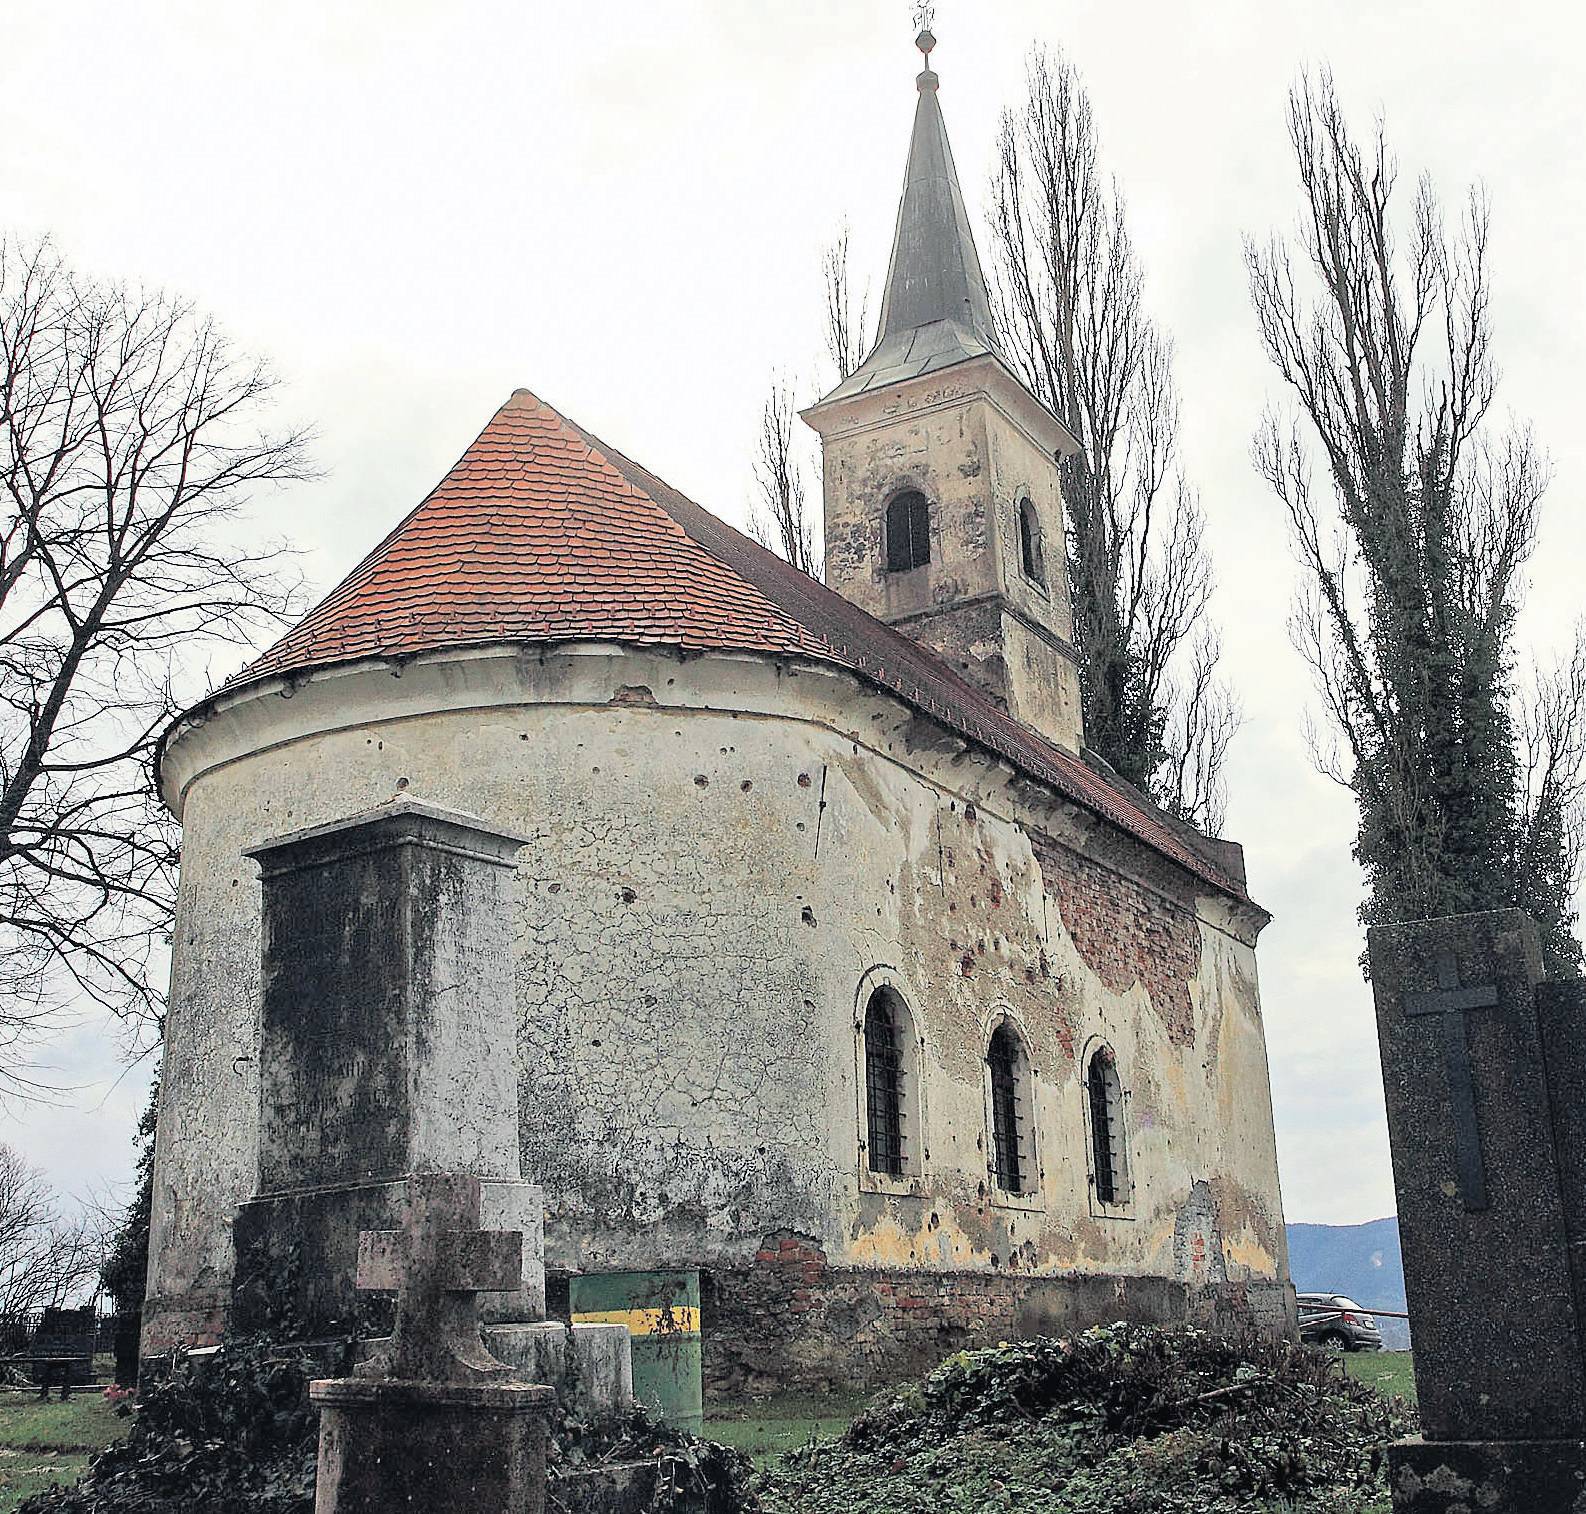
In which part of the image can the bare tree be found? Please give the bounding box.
[0,238,308,1083]
[821,221,870,386]
[750,376,820,577]
[985,49,1237,833]
[0,1144,101,1313]
[1247,72,1584,972]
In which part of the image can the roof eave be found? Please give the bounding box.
[803,350,1081,458]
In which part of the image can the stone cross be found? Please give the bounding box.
[355,1173,522,1383]
[1402,947,1499,1211]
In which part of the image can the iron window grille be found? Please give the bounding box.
[864,993,906,1177]
[1088,1047,1122,1204]
[987,1023,1024,1194]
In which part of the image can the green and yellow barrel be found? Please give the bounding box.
[570,1269,702,1432]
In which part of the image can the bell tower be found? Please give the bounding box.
[803,24,1085,755]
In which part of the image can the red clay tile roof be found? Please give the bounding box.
[234,389,1248,901]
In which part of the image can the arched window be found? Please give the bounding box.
[1018,497,1046,585]
[885,490,932,573]
[987,1022,1027,1194]
[863,990,906,1176]
[1087,1045,1128,1206]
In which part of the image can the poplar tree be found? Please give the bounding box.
[1247,73,1585,972]
[987,50,1237,833]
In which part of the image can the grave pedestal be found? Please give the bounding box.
[232,798,544,1337]
[234,1177,543,1335]
[1368,910,1586,1512]
[1386,1437,1586,1514]
[310,1378,554,1514]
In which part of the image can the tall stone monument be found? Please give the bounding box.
[1368,909,1586,1512]
[231,797,545,1337]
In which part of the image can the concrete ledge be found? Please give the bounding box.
[1388,1435,1586,1513]
[485,1321,633,1419]
[310,1377,554,1411]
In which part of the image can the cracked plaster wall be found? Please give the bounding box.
[146,642,1287,1352]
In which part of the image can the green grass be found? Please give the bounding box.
[705,1387,874,1467]
[1343,1349,1417,1405]
[0,1391,125,1514]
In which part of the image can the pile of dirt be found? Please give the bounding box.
[754,1323,1415,1514]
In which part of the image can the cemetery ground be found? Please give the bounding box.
[0,1343,1417,1513]
[0,1394,123,1512]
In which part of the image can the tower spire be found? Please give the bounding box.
[812,10,1002,403]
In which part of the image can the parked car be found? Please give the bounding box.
[1297,1292,1383,1352]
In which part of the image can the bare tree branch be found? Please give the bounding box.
[986,48,1238,832]
[0,1144,103,1312]
[821,221,870,385]
[751,374,821,579]
[0,237,310,1086]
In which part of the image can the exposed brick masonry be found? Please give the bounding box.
[700,1231,1291,1394]
[1040,839,1202,1047]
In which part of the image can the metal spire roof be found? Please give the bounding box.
[817,27,1003,405]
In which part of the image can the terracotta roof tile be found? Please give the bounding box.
[235,389,1247,901]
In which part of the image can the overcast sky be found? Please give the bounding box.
[3,0,1583,1233]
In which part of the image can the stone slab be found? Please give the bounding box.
[549,1462,662,1514]
[1368,911,1586,1441]
[1387,1435,1586,1514]
[485,1322,633,1420]
[310,1376,553,1514]
[233,1177,545,1337]
[1540,979,1586,1345]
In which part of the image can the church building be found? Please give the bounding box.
[145,36,1292,1389]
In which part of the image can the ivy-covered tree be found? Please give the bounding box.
[100,1081,157,1313]
[1247,73,1585,972]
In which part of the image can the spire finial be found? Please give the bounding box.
[913,4,936,69]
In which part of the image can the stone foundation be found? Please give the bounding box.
[692,1234,1294,1393]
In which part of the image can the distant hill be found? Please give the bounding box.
[1285,1216,1410,1349]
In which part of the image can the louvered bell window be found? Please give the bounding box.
[885,490,932,573]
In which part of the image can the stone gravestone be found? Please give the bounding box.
[311,1172,553,1514]
[1368,909,1586,1512]
[232,797,545,1338]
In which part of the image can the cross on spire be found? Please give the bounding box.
[914,6,936,68]
[355,1173,522,1383]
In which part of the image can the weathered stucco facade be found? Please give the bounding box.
[149,641,1289,1382]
